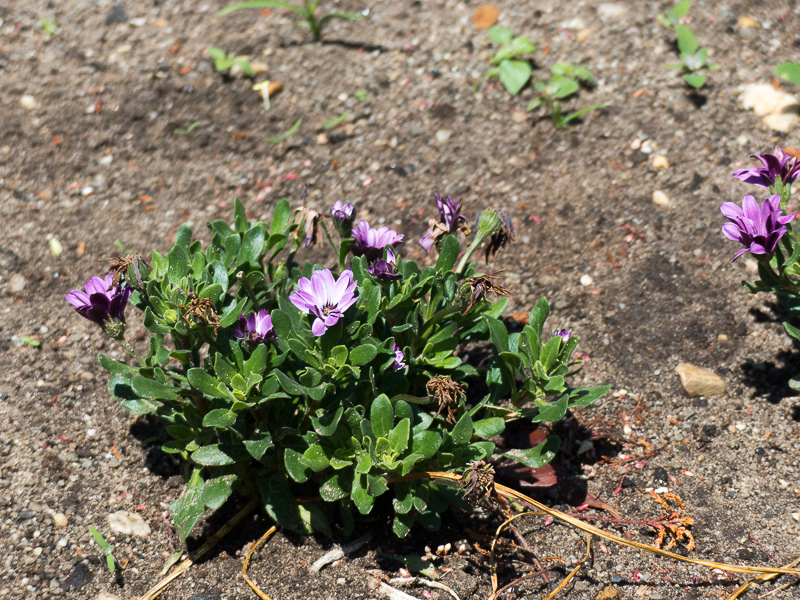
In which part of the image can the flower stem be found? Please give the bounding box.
[117,338,146,366]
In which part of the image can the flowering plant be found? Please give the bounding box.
[722,148,800,387]
[67,194,607,542]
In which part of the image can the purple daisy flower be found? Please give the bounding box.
[368,248,401,281]
[331,200,355,230]
[553,328,573,341]
[390,342,405,371]
[349,220,404,262]
[733,147,800,189]
[720,194,794,261]
[65,274,132,327]
[420,192,470,253]
[289,268,359,336]
[233,309,276,344]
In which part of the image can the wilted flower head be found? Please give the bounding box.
[290,268,359,336]
[349,220,404,261]
[390,342,405,371]
[463,271,513,315]
[553,328,573,341]
[294,206,322,248]
[233,309,276,344]
[720,194,794,261]
[419,192,470,253]
[330,200,355,232]
[65,274,132,327]
[733,147,800,189]
[368,248,401,281]
[484,210,514,263]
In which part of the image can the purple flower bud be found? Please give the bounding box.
[65,274,132,327]
[732,147,800,189]
[419,191,470,253]
[289,268,359,336]
[233,309,276,344]
[720,194,794,261]
[553,328,573,341]
[331,200,355,229]
[349,220,404,262]
[390,342,406,371]
[368,248,401,281]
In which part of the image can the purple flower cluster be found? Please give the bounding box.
[733,148,800,189]
[331,200,355,232]
[553,328,573,341]
[390,342,405,371]
[368,248,401,281]
[721,194,794,261]
[290,268,359,336]
[348,220,404,281]
[420,192,469,253]
[233,309,276,344]
[65,274,131,327]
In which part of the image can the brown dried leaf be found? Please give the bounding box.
[471,6,500,30]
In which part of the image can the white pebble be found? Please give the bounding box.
[579,274,593,286]
[435,129,452,142]
[53,513,68,527]
[652,190,670,207]
[20,95,39,110]
[652,155,669,169]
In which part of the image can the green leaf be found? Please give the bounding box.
[318,11,363,25]
[531,394,569,423]
[350,344,378,365]
[488,26,513,45]
[549,75,579,99]
[267,117,302,144]
[167,245,189,283]
[192,444,246,466]
[169,468,205,542]
[527,97,543,111]
[301,445,330,472]
[202,409,237,429]
[310,407,344,436]
[682,72,706,88]
[217,0,306,17]
[243,432,273,460]
[237,225,266,268]
[500,435,560,469]
[257,472,301,531]
[435,235,460,272]
[473,417,505,438]
[510,36,536,56]
[568,385,610,407]
[130,376,180,400]
[330,345,348,367]
[298,503,332,536]
[323,112,349,130]
[244,343,268,378]
[776,62,800,85]
[388,418,410,453]
[320,472,352,502]
[669,0,692,21]
[201,474,237,510]
[99,354,139,374]
[274,369,307,396]
[450,412,473,446]
[371,394,394,438]
[284,448,310,483]
[498,59,532,95]
[270,198,292,237]
[188,369,233,399]
[351,473,374,514]
[676,25,698,55]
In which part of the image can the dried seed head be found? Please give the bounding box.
[463,271,513,315]
[461,460,496,504]
[427,375,465,424]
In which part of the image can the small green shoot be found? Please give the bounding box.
[217,1,363,42]
[20,336,41,348]
[267,117,303,144]
[88,526,116,571]
[38,18,60,36]
[776,62,800,86]
[485,26,536,95]
[659,3,718,89]
[174,121,200,135]
[354,89,368,102]
[656,0,691,31]
[323,112,349,130]
[113,240,136,255]
[527,63,607,129]
[206,47,254,77]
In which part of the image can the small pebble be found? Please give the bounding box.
[9,273,26,293]
[652,155,669,169]
[435,129,452,142]
[53,513,68,527]
[745,258,758,274]
[737,16,759,29]
[580,274,593,286]
[652,190,670,207]
[108,511,151,537]
[20,95,39,110]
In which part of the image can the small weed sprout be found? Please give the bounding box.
[354,89,368,102]
[776,61,800,85]
[267,117,303,144]
[88,526,116,571]
[206,46,254,77]
[659,1,718,89]
[527,63,608,129]
[485,26,536,95]
[38,18,60,36]
[218,0,363,42]
[174,121,200,135]
[323,112,349,130]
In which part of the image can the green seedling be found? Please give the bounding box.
[485,26,537,95]
[20,336,41,348]
[527,63,608,129]
[174,122,200,135]
[323,112,349,130]
[354,89,368,102]
[267,117,302,144]
[217,1,363,42]
[38,18,60,36]
[656,0,691,31]
[659,2,718,89]
[88,526,116,571]
[776,62,800,86]
[206,47,254,77]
